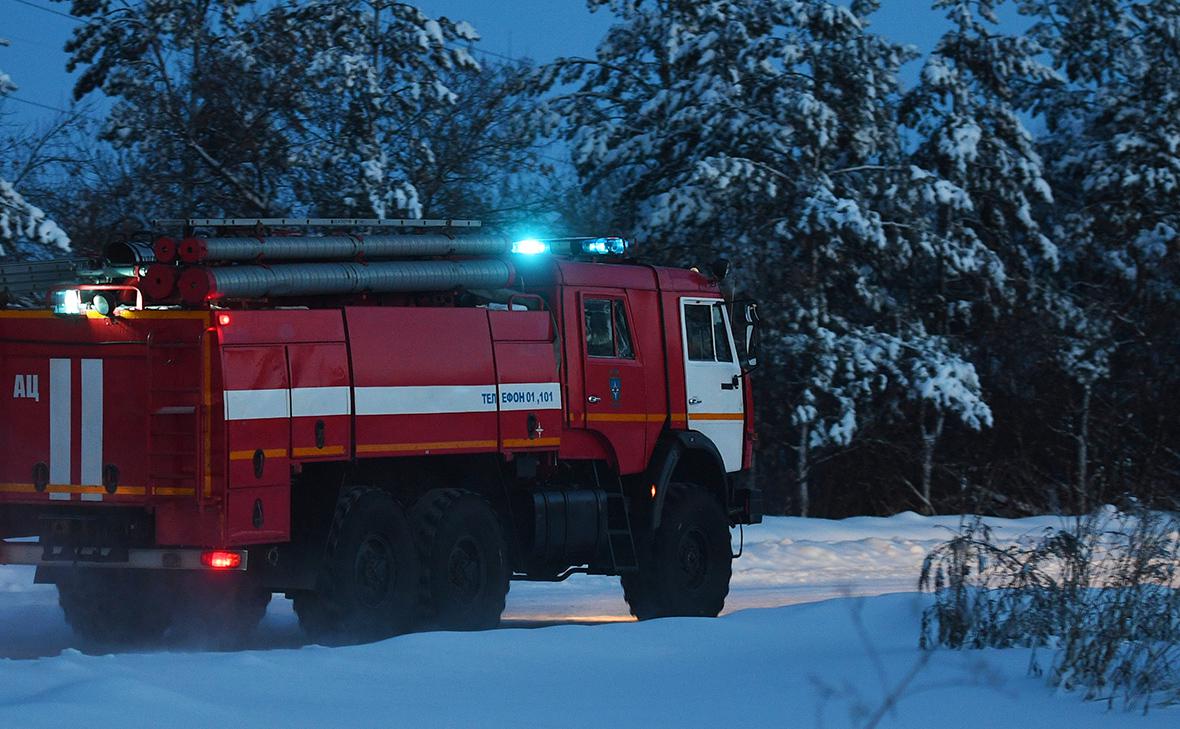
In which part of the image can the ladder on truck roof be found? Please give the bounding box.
[0,257,103,296]
[152,218,481,230]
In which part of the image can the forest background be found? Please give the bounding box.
[2,0,1177,517]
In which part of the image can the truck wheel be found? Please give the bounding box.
[56,570,176,646]
[621,484,732,619]
[175,574,272,649]
[296,487,419,644]
[410,489,509,631]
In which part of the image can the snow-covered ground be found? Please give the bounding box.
[0,513,1164,727]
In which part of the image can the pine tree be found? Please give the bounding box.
[1019,0,1180,506]
[59,0,293,215]
[898,0,1062,510]
[57,0,480,219]
[1023,0,1179,296]
[0,39,70,256]
[540,0,995,514]
[255,0,481,218]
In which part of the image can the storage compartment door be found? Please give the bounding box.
[288,343,351,460]
[221,346,290,488]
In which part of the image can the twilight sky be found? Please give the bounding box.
[0,0,1025,128]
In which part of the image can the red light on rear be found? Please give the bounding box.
[201,550,242,569]
[218,313,231,326]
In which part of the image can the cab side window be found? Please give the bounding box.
[684,302,736,363]
[584,298,635,359]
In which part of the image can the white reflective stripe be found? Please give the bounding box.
[224,389,290,421]
[81,493,103,502]
[355,385,498,416]
[49,359,71,484]
[49,492,71,501]
[498,382,562,411]
[226,383,563,419]
[290,386,352,417]
[81,359,103,486]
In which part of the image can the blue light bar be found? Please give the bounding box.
[579,237,629,255]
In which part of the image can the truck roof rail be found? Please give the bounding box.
[151,218,482,229]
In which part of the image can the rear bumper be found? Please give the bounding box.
[0,541,248,571]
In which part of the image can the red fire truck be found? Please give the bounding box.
[0,218,761,645]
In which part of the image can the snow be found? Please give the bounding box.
[1,512,1166,727]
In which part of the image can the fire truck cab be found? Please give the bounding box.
[0,220,761,645]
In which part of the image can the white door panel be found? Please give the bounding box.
[680,298,744,472]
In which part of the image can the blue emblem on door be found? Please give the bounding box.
[609,374,622,402]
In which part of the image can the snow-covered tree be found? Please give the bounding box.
[1023,0,1180,298]
[1018,0,1180,506]
[402,60,552,227]
[902,0,1060,310]
[253,0,480,218]
[58,0,479,219]
[897,0,1062,509]
[59,0,294,215]
[539,0,996,514]
[0,39,70,255]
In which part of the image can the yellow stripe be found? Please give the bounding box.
[357,439,497,454]
[689,412,745,421]
[292,445,347,458]
[502,437,562,448]
[229,448,289,461]
[586,413,668,423]
[0,483,146,496]
[153,487,196,497]
[47,485,106,494]
[0,311,56,319]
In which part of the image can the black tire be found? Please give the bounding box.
[56,569,177,646]
[410,489,510,631]
[295,487,419,644]
[174,574,272,649]
[621,484,732,619]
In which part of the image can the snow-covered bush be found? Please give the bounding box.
[920,507,1180,711]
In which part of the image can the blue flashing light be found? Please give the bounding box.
[511,238,550,255]
[581,237,629,255]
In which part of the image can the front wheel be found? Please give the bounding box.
[621,485,732,619]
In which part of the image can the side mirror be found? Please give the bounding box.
[730,299,760,370]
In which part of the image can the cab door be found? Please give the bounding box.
[680,298,744,472]
[579,290,648,473]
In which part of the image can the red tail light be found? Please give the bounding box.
[201,550,243,569]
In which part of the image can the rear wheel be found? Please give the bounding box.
[622,484,732,619]
[174,574,272,649]
[56,569,176,646]
[410,489,509,631]
[295,487,419,644]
